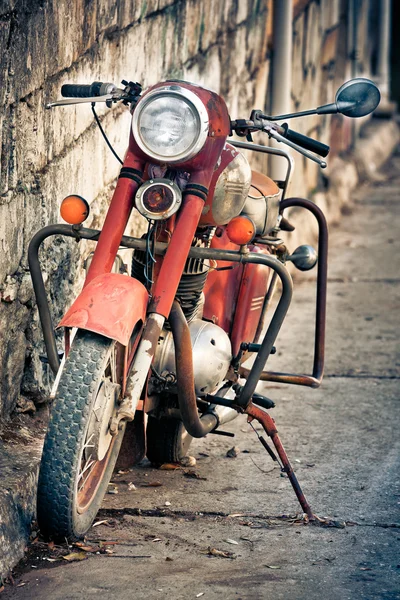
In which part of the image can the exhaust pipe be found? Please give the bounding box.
[168,301,238,437]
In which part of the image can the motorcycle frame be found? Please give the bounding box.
[28,196,328,412]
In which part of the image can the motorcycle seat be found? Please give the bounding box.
[249,171,280,199]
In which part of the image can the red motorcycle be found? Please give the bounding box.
[29,76,379,540]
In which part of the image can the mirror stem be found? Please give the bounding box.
[261,108,317,121]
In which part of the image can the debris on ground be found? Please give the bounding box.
[205,547,236,559]
[180,456,197,467]
[183,470,207,480]
[62,552,88,562]
[224,539,239,545]
[226,446,240,458]
[92,520,110,528]
[140,481,163,487]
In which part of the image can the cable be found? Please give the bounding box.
[91,103,123,165]
[144,221,156,288]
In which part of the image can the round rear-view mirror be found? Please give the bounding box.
[335,78,381,118]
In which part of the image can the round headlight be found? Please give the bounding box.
[132,87,209,163]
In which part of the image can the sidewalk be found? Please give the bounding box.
[1,147,399,598]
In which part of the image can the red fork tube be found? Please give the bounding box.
[84,153,145,286]
[149,193,205,317]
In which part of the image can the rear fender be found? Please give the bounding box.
[59,273,149,346]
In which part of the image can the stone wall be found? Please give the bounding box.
[0,0,271,420]
[0,0,391,422]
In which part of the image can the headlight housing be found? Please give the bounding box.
[132,86,209,163]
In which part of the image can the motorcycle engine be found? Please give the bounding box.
[153,319,232,396]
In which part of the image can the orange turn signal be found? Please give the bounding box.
[60,195,90,225]
[226,215,255,246]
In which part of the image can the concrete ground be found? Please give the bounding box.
[2,150,400,599]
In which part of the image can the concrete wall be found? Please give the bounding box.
[0,0,271,420]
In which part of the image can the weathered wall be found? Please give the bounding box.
[0,0,392,422]
[0,0,271,420]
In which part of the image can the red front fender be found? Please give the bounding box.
[59,274,148,346]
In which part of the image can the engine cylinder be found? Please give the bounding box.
[153,319,232,396]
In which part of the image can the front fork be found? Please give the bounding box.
[111,177,212,429]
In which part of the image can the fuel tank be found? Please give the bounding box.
[203,230,271,357]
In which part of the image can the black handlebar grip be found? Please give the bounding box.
[281,124,330,157]
[61,82,103,98]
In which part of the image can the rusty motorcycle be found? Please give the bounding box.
[29,76,380,539]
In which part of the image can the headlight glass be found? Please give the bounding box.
[132,89,209,163]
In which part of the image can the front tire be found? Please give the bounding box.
[37,330,125,540]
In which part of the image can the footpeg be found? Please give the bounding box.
[251,392,275,410]
[209,429,235,437]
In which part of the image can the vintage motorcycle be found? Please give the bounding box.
[29,76,380,540]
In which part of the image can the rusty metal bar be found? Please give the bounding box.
[231,140,294,201]
[239,197,328,388]
[245,402,315,519]
[28,225,294,380]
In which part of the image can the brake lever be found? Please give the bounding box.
[268,128,327,168]
[46,90,131,110]
[46,94,115,109]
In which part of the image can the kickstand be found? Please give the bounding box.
[245,401,315,521]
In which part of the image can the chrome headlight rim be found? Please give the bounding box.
[132,86,209,164]
[135,178,182,221]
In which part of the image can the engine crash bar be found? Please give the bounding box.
[28,195,327,404]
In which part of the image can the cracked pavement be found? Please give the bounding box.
[2,150,400,599]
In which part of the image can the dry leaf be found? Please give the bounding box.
[43,557,58,563]
[159,463,180,470]
[140,482,163,487]
[265,565,281,569]
[207,547,236,559]
[165,557,173,561]
[196,594,205,598]
[165,501,171,506]
[224,539,239,545]
[73,543,97,552]
[99,541,118,547]
[62,551,88,562]
[17,583,26,587]
[92,520,109,528]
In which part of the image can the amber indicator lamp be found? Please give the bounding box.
[226,215,256,245]
[60,195,90,225]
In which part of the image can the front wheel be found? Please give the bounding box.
[37,330,125,540]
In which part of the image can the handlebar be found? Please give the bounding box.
[280,123,329,158]
[61,82,117,98]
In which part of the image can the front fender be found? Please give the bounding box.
[59,274,148,346]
